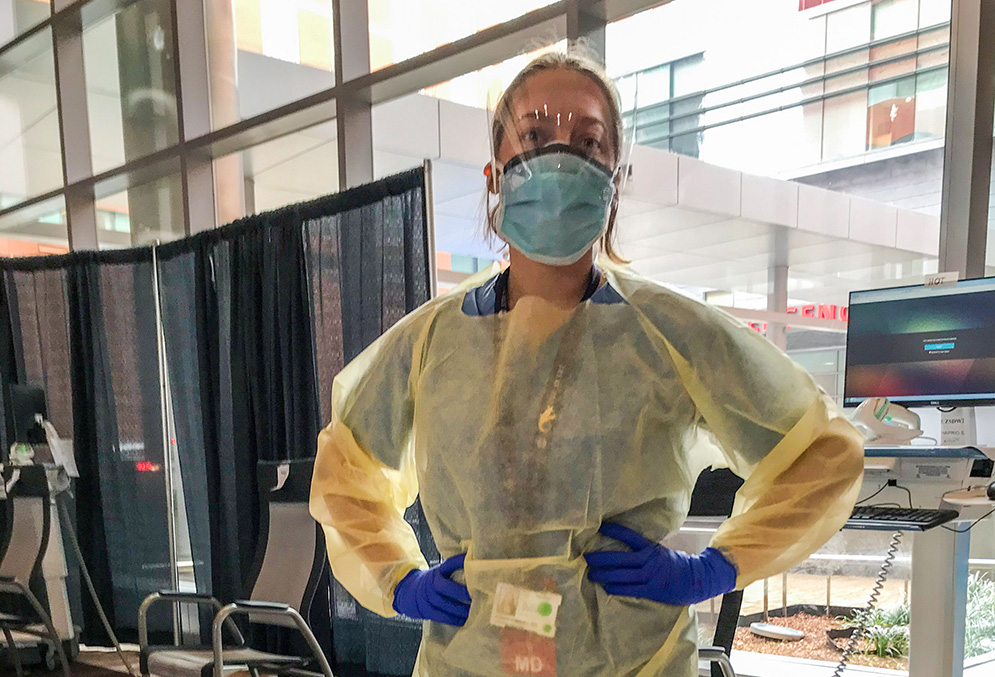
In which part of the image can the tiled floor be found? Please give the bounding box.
[738,572,907,616]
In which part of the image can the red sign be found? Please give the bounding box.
[799,0,841,10]
[798,0,833,12]
[500,629,556,676]
[786,304,849,322]
[745,304,849,334]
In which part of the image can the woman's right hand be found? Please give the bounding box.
[391,553,472,626]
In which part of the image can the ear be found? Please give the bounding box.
[484,161,500,194]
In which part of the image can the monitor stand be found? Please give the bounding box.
[939,407,977,446]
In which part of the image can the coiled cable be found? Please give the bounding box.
[831,530,903,676]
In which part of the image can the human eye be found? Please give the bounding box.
[580,136,603,152]
[521,126,545,149]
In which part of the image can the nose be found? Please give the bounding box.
[545,110,571,145]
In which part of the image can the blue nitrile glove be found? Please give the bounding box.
[585,522,737,606]
[392,553,472,626]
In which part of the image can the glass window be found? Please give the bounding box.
[913,68,946,140]
[826,3,871,54]
[919,0,952,28]
[212,120,338,224]
[207,0,335,130]
[872,0,919,41]
[83,0,179,175]
[790,349,840,374]
[368,0,557,72]
[822,91,868,160]
[0,29,63,209]
[867,76,917,149]
[607,0,947,174]
[95,170,184,249]
[422,40,564,109]
[825,50,870,94]
[0,195,68,255]
[917,24,949,68]
[0,0,51,47]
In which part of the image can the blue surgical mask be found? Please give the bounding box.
[496,145,615,266]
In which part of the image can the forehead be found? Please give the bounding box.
[508,68,613,123]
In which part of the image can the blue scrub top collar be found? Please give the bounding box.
[494,264,603,313]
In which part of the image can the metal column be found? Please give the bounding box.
[938,0,995,278]
[332,0,373,189]
[567,1,606,63]
[51,5,97,250]
[172,0,223,233]
[908,526,970,677]
[767,264,788,351]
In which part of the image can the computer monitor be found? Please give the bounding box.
[844,277,995,408]
[8,384,47,444]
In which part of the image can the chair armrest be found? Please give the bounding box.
[698,647,736,677]
[231,600,290,612]
[138,591,244,651]
[155,591,222,605]
[0,578,28,595]
[212,604,334,677]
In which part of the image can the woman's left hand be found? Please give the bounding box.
[584,522,737,606]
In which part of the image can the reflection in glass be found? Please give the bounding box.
[867,76,916,149]
[606,0,951,175]
[0,195,68,256]
[83,0,179,174]
[96,172,184,249]
[422,41,564,109]
[0,0,51,46]
[369,0,557,72]
[0,28,63,208]
[213,121,339,223]
[871,0,919,41]
[207,0,335,130]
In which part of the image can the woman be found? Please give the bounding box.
[310,51,864,677]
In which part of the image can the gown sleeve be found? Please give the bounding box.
[618,269,864,589]
[309,310,432,617]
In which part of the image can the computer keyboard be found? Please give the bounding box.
[846,506,960,531]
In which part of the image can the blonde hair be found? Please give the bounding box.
[486,48,626,263]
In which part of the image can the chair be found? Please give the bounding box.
[0,465,71,677]
[139,459,334,677]
[689,468,745,677]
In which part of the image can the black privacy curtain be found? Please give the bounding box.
[0,167,436,673]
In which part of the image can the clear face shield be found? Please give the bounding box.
[485,66,637,266]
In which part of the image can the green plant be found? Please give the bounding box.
[965,572,995,659]
[862,623,909,658]
[852,604,909,630]
[839,572,995,660]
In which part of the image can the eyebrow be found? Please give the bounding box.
[515,113,608,129]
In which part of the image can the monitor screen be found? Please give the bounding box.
[844,277,995,408]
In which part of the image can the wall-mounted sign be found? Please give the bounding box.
[787,304,849,321]
[798,0,842,10]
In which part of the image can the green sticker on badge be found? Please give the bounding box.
[538,602,553,617]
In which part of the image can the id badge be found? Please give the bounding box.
[490,583,562,638]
